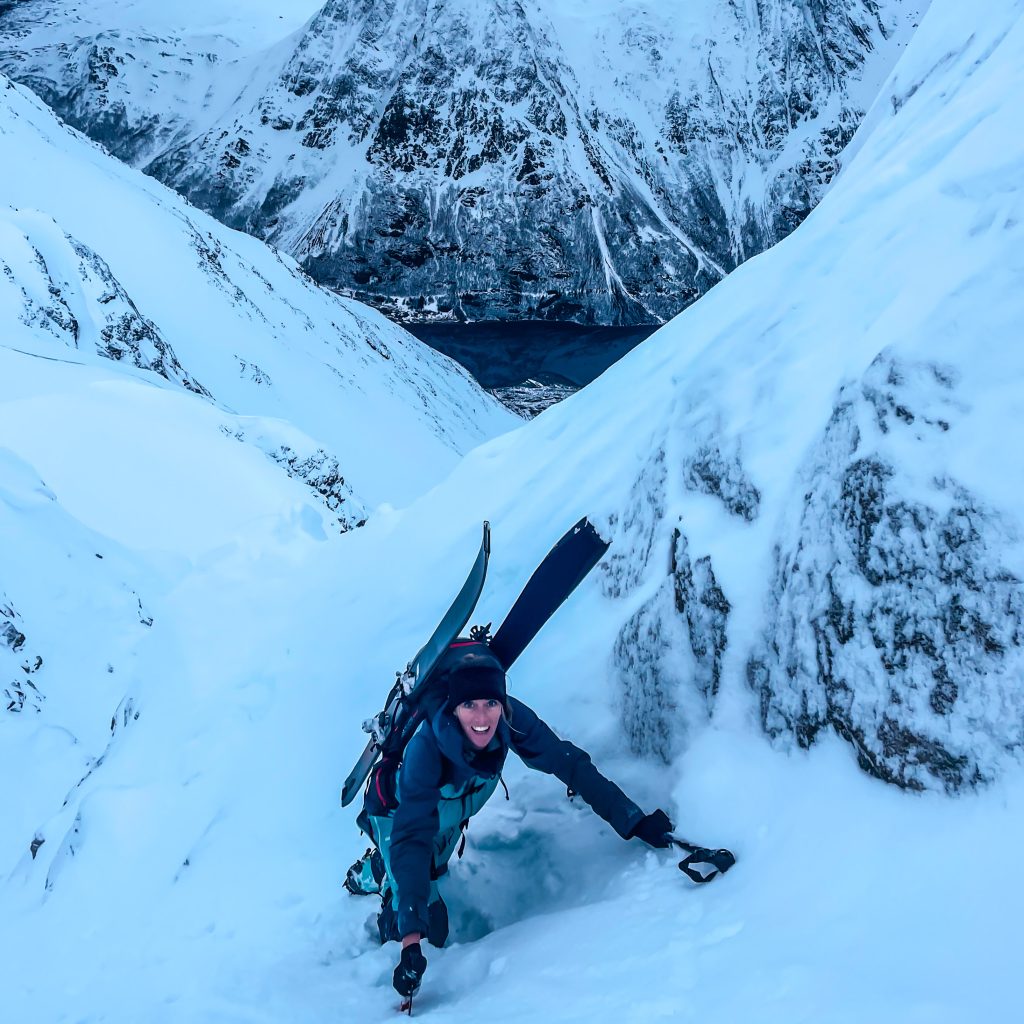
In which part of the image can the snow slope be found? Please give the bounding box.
[0,74,518,512]
[0,351,342,875]
[3,0,1024,1021]
[1,64,515,1001]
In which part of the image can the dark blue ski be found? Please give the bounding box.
[489,517,609,670]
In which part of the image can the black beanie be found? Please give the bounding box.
[447,665,507,707]
[441,640,508,708]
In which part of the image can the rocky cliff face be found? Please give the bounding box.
[601,346,1024,792]
[0,0,924,323]
[747,356,1024,792]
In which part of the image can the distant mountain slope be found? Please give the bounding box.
[0,0,926,323]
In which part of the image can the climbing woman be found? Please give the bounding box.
[344,636,675,1001]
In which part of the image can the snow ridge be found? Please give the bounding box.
[0,73,517,514]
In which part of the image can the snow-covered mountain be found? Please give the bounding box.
[0,0,925,323]
[3,0,1024,1020]
[0,74,518,513]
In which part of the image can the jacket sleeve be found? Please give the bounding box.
[389,727,443,938]
[506,697,645,839]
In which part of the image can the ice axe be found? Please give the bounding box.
[669,836,736,884]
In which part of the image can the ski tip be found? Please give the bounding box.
[573,516,610,548]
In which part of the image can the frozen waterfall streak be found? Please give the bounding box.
[589,206,656,321]
[591,206,627,297]
[623,171,729,282]
[578,97,729,282]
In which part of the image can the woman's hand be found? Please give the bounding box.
[630,808,675,848]
[393,941,428,997]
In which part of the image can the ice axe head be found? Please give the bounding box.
[669,838,737,884]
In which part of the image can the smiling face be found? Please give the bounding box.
[453,698,504,749]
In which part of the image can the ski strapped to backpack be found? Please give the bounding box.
[669,836,737,884]
[340,522,492,807]
[341,517,611,808]
[488,516,610,669]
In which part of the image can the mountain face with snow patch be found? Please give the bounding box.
[0,0,924,323]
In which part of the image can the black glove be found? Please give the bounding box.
[393,942,428,998]
[631,809,674,849]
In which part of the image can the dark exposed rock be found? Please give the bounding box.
[602,449,668,600]
[671,530,731,702]
[750,356,1024,792]
[110,695,140,735]
[2,215,210,395]
[682,443,761,521]
[219,426,368,531]
[614,522,730,761]
[268,446,367,529]
[2,619,25,652]
[2,597,44,714]
[237,358,272,387]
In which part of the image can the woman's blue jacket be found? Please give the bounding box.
[388,695,645,937]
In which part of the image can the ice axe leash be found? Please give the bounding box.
[668,836,736,884]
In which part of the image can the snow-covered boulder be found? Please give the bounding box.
[749,355,1024,791]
